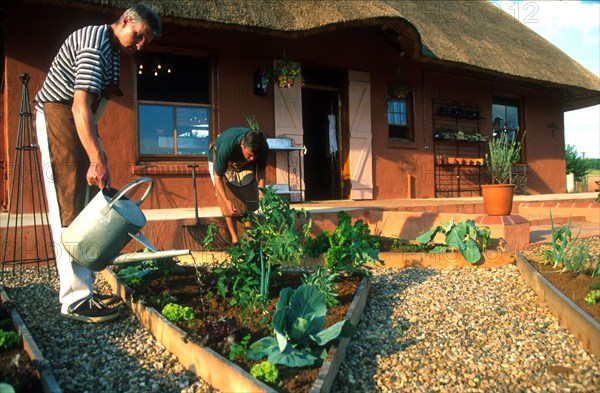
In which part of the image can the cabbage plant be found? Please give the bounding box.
[246,285,355,367]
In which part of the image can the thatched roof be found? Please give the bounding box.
[47,0,599,110]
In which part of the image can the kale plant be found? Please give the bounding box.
[323,211,383,276]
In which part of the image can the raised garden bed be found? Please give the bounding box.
[516,253,600,357]
[100,266,370,393]
[0,286,61,393]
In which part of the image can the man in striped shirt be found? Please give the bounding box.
[35,3,161,323]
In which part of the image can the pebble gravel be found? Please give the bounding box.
[1,263,599,393]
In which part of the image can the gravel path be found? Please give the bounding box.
[2,263,599,392]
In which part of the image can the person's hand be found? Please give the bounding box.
[87,161,111,189]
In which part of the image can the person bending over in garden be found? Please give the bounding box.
[209,127,269,244]
[35,3,161,323]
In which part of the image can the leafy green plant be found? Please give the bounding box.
[415,219,491,264]
[250,361,280,385]
[321,211,383,276]
[542,213,581,269]
[584,290,600,305]
[0,329,20,350]
[202,223,219,251]
[161,303,195,323]
[148,292,178,310]
[246,285,356,368]
[229,334,251,362]
[215,186,310,310]
[562,239,591,274]
[388,238,431,253]
[302,267,340,307]
[486,130,523,184]
[303,232,330,258]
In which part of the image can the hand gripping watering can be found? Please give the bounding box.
[61,177,190,271]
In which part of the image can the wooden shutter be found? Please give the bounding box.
[348,70,373,200]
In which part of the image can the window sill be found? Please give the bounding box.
[387,139,417,149]
[132,163,208,176]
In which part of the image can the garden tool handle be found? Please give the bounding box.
[188,165,199,225]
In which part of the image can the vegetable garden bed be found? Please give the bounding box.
[0,286,61,393]
[100,267,370,393]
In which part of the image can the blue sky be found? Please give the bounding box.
[494,0,600,158]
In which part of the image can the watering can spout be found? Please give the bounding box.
[110,249,191,265]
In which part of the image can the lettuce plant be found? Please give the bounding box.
[250,361,279,385]
[246,285,355,367]
[0,329,20,350]
[161,303,195,323]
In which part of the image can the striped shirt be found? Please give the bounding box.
[35,25,120,110]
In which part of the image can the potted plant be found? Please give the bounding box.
[482,131,523,215]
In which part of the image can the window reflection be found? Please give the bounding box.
[139,104,209,155]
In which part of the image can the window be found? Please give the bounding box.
[386,83,414,142]
[492,97,520,142]
[137,52,211,159]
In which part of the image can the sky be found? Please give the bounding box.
[494,0,600,159]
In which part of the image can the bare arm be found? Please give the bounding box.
[72,90,110,188]
[256,166,266,198]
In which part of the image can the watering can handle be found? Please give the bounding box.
[107,177,154,210]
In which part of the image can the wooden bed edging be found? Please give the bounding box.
[177,251,515,269]
[0,286,62,393]
[100,269,371,393]
[515,254,600,358]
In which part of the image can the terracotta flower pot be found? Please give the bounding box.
[481,184,515,216]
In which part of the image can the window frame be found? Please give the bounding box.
[386,84,415,146]
[492,96,525,163]
[134,50,217,163]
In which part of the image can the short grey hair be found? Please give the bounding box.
[120,3,162,39]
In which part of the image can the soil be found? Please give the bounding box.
[521,236,600,324]
[0,301,44,392]
[126,266,363,393]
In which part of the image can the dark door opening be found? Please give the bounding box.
[302,88,341,201]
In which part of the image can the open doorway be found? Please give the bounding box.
[302,88,342,200]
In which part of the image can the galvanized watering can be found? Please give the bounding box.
[61,177,189,271]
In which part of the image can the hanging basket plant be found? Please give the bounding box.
[262,61,305,89]
[385,81,412,103]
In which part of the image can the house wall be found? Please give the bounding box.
[2,1,568,213]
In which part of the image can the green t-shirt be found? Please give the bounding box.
[212,127,268,176]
